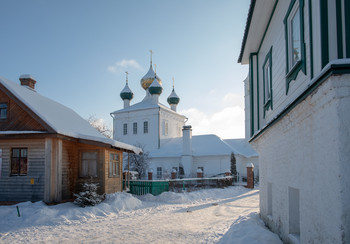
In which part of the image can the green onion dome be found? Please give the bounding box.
[120,83,134,100]
[148,77,163,95]
[167,88,180,105]
[140,65,162,90]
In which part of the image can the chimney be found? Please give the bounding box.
[182,125,192,156]
[19,74,36,90]
[181,125,193,177]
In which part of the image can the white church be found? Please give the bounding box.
[111,54,258,179]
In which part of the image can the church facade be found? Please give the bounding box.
[111,55,258,179]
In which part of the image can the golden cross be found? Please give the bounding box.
[172,77,175,89]
[149,49,153,65]
[125,71,128,84]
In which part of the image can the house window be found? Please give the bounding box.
[133,122,137,134]
[165,121,168,136]
[0,103,8,120]
[80,151,98,177]
[109,153,120,177]
[284,0,306,94]
[123,123,127,135]
[143,121,148,134]
[263,47,273,115]
[176,124,181,137]
[11,148,28,175]
[157,167,162,179]
[290,8,301,68]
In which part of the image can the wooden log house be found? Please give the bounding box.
[0,75,141,203]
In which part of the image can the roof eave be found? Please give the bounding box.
[237,0,277,64]
[238,0,256,63]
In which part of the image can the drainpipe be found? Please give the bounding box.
[158,108,160,148]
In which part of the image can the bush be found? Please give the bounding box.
[74,181,105,207]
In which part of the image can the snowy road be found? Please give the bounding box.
[0,187,282,244]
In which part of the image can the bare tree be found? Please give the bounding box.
[124,143,149,180]
[87,115,112,139]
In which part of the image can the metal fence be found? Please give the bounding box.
[124,176,233,196]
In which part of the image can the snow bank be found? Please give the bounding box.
[138,186,250,204]
[217,212,282,244]
[0,192,142,231]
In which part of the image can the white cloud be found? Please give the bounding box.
[107,59,143,73]
[179,93,245,139]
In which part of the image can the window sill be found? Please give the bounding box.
[286,60,302,79]
[108,175,120,178]
[286,59,306,94]
[263,100,272,117]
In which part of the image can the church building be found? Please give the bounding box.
[111,53,258,179]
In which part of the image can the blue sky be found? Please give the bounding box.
[0,0,250,139]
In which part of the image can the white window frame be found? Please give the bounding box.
[157,167,162,179]
[165,121,169,136]
[109,153,120,177]
[143,121,148,134]
[133,122,137,135]
[123,123,128,135]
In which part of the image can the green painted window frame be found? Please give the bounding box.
[263,47,273,116]
[284,0,306,94]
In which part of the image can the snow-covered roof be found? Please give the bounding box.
[111,94,186,118]
[141,65,161,82]
[19,74,36,80]
[120,83,133,94]
[148,135,258,158]
[168,89,179,99]
[150,78,161,88]
[223,139,258,157]
[149,134,236,158]
[0,77,141,154]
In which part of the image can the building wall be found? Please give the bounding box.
[254,74,350,243]
[113,108,160,151]
[235,155,259,179]
[0,88,46,131]
[159,109,185,142]
[248,0,349,137]
[193,155,230,177]
[113,107,185,151]
[0,139,45,202]
[149,157,181,179]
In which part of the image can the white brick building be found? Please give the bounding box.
[239,0,350,243]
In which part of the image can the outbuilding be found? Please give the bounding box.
[0,75,141,203]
